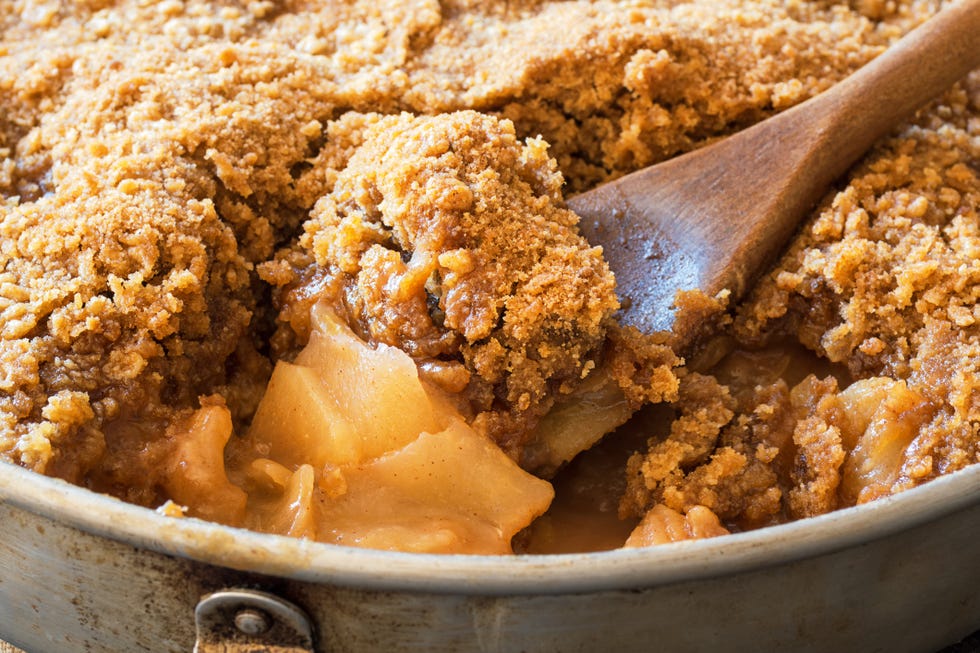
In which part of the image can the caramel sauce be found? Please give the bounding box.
[522,405,672,553]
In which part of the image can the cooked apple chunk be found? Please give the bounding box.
[624,504,730,547]
[313,420,554,553]
[231,300,553,553]
[521,370,634,476]
[839,378,934,504]
[245,462,318,539]
[247,303,442,468]
[163,401,247,526]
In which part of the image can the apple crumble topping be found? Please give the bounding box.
[0,0,976,553]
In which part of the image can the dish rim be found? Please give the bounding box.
[2,459,978,596]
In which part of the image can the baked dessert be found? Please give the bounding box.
[1,0,975,553]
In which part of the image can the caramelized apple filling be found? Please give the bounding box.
[167,302,554,554]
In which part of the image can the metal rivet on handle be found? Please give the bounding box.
[234,607,271,635]
[194,588,315,653]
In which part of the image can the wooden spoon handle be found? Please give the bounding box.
[571,0,980,338]
[785,0,980,198]
[712,0,980,308]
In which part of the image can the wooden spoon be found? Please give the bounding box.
[569,0,980,344]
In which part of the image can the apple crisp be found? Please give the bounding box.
[0,0,976,553]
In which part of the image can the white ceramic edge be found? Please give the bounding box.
[1,459,978,596]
